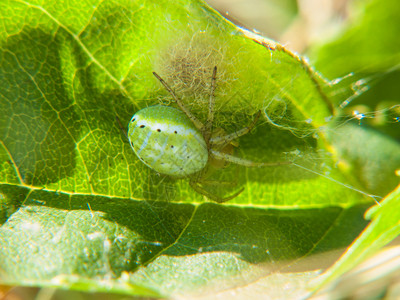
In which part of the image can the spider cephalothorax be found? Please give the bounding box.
[127,67,291,202]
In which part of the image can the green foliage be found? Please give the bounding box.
[312,0,400,77]
[307,0,400,293]
[0,0,399,298]
[314,185,400,291]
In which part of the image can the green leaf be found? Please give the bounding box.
[327,121,400,196]
[0,185,371,296]
[311,0,400,78]
[307,0,400,295]
[313,185,400,290]
[310,0,400,141]
[309,0,400,201]
[0,0,384,297]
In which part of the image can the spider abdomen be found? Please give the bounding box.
[128,105,208,177]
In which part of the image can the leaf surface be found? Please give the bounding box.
[0,0,381,297]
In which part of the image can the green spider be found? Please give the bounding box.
[127,67,291,202]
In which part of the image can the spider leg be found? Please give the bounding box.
[210,111,261,145]
[190,180,244,203]
[152,71,204,130]
[203,66,217,143]
[210,149,292,167]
